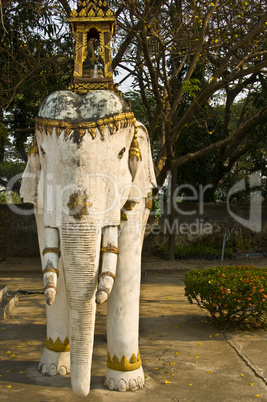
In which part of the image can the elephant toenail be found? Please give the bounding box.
[40,364,47,374]
[48,363,57,376]
[108,378,115,390]
[118,379,127,392]
[129,379,137,391]
[137,376,144,388]
[58,366,67,376]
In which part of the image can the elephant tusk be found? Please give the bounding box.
[96,286,110,301]
[96,226,118,305]
[42,267,59,306]
[43,227,60,306]
[44,285,57,306]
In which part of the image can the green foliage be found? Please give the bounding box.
[0,191,22,204]
[1,0,266,201]
[182,79,201,98]
[155,244,233,260]
[184,265,267,330]
[124,90,162,145]
[0,159,26,180]
[229,234,252,252]
[0,0,74,167]
[124,90,155,127]
[112,0,267,198]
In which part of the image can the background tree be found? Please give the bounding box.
[111,0,267,188]
[110,0,267,259]
[1,0,266,205]
[0,0,73,188]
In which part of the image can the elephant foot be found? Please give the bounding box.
[105,367,144,392]
[38,348,70,376]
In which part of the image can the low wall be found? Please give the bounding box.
[144,201,267,252]
[0,202,266,259]
[0,204,39,259]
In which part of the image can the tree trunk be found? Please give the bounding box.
[168,167,177,261]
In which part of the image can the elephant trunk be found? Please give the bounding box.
[60,223,102,397]
[43,227,60,306]
[96,226,119,304]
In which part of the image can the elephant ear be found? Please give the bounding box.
[128,122,157,202]
[20,143,41,207]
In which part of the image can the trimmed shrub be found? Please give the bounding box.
[184,265,267,330]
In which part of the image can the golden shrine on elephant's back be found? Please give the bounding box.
[69,0,116,94]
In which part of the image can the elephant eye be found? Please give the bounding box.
[118,147,126,158]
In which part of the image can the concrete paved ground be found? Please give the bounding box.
[0,256,266,401]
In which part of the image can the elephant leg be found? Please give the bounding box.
[105,199,148,391]
[38,257,70,375]
[35,212,70,376]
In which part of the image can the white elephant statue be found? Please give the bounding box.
[20,89,156,397]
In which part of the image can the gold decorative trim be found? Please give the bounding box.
[129,147,142,161]
[106,9,113,17]
[121,211,128,221]
[88,8,95,17]
[123,200,132,211]
[70,9,77,17]
[129,124,142,161]
[107,351,142,372]
[43,247,61,257]
[99,271,116,281]
[70,82,113,94]
[43,285,57,294]
[146,192,153,210]
[42,267,59,277]
[101,246,119,255]
[69,15,115,23]
[67,191,92,220]
[45,336,70,353]
[35,112,135,140]
[28,135,39,156]
[97,9,104,17]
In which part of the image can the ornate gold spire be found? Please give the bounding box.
[76,0,110,15]
[69,1,116,94]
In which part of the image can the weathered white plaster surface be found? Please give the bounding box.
[38,90,131,122]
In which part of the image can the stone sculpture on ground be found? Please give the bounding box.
[20,0,156,397]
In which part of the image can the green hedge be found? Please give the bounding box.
[155,244,233,260]
[184,265,267,330]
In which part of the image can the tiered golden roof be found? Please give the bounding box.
[71,0,114,19]
[76,0,112,16]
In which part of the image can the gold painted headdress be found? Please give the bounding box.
[129,120,142,180]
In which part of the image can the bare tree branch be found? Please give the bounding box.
[56,0,72,16]
[172,105,267,169]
